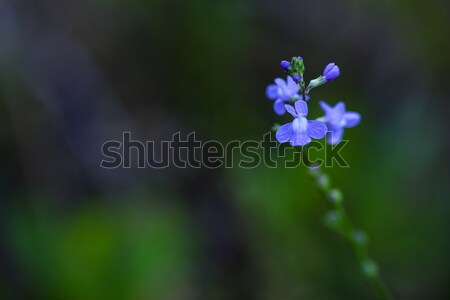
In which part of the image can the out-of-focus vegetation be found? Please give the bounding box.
[0,0,449,299]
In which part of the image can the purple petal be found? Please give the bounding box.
[323,63,335,75]
[280,60,291,71]
[307,120,327,139]
[330,66,340,80]
[299,94,310,101]
[323,63,340,81]
[274,99,286,115]
[275,78,287,91]
[334,101,346,115]
[295,100,308,117]
[286,76,299,88]
[319,101,332,114]
[286,76,296,86]
[326,126,344,145]
[274,77,285,86]
[285,104,298,118]
[265,84,279,100]
[286,76,300,95]
[276,122,294,143]
[292,117,307,133]
[290,131,311,146]
[343,112,361,128]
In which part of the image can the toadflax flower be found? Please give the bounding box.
[323,63,340,82]
[276,100,327,146]
[266,76,301,115]
[319,101,361,144]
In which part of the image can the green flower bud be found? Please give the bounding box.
[328,189,343,204]
[361,259,379,278]
[323,210,343,232]
[317,174,330,190]
[289,56,305,79]
[352,229,368,245]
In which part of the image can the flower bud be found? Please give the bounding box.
[271,123,281,132]
[292,75,301,83]
[323,210,344,234]
[290,56,305,76]
[317,174,330,190]
[323,63,340,81]
[361,259,379,278]
[352,230,368,245]
[328,189,343,203]
[280,60,291,72]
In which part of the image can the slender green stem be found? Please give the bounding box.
[305,160,394,300]
[300,83,306,100]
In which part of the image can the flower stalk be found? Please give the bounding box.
[305,156,394,300]
[267,56,393,299]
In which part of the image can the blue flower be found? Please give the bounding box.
[323,63,340,81]
[276,100,328,146]
[266,76,301,115]
[319,101,361,144]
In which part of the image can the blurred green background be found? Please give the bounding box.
[0,0,449,299]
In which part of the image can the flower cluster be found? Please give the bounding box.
[266,57,361,146]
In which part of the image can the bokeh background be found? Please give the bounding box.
[0,0,449,299]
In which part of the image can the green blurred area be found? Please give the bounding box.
[0,0,449,299]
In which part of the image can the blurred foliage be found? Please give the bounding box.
[0,0,449,299]
[4,194,193,300]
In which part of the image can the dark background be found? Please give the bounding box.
[0,0,449,299]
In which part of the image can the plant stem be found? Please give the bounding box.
[306,163,394,300]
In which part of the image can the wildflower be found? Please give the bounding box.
[323,63,340,81]
[319,101,361,144]
[265,76,301,115]
[276,100,327,146]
